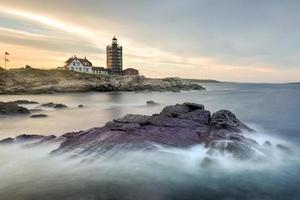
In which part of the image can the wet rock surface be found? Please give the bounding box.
[41,102,67,109]
[0,102,290,161]
[146,100,159,105]
[0,102,31,115]
[8,100,38,104]
[30,114,48,118]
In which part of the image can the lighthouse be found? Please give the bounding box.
[106,36,123,75]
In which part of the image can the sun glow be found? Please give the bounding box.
[0,6,111,51]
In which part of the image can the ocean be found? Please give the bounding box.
[0,83,299,200]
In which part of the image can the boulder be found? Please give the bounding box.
[207,140,260,160]
[41,102,67,109]
[263,141,272,147]
[159,104,191,117]
[0,137,14,145]
[183,102,205,111]
[30,108,43,112]
[78,104,84,108]
[15,134,44,142]
[276,144,291,153]
[201,157,216,168]
[0,102,30,115]
[8,100,38,104]
[146,100,159,105]
[210,110,254,141]
[114,114,151,124]
[39,135,57,143]
[30,114,48,118]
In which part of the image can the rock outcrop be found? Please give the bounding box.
[0,102,31,115]
[30,114,48,118]
[41,102,67,109]
[146,100,159,105]
[0,68,205,94]
[0,103,289,162]
[8,100,38,104]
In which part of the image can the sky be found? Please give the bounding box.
[0,0,299,82]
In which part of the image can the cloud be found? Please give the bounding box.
[0,0,299,82]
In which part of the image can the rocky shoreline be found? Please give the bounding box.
[0,68,204,94]
[0,102,290,164]
[0,100,68,116]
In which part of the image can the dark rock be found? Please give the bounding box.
[159,103,205,118]
[15,134,44,142]
[54,104,67,109]
[207,140,259,160]
[30,108,42,112]
[51,103,259,157]
[39,135,57,143]
[146,100,159,105]
[114,114,151,124]
[41,102,67,109]
[41,102,55,107]
[0,137,14,144]
[9,100,38,104]
[263,141,272,147]
[30,114,48,118]
[78,104,84,108]
[159,104,191,117]
[183,102,205,111]
[171,88,180,92]
[0,102,30,115]
[1,102,282,162]
[178,109,211,125]
[276,144,291,153]
[210,110,254,139]
[201,157,215,168]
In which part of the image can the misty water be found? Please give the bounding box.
[0,83,300,200]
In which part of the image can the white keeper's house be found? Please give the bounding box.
[64,56,108,75]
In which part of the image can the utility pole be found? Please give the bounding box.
[4,52,9,69]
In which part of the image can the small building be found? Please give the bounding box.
[64,56,93,73]
[123,68,139,75]
[92,66,109,75]
[64,56,107,74]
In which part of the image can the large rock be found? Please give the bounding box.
[30,114,48,118]
[0,103,281,161]
[14,134,45,142]
[41,102,67,109]
[146,100,159,105]
[210,110,253,133]
[209,110,254,141]
[0,102,30,115]
[51,103,255,157]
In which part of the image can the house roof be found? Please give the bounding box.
[64,56,93,67]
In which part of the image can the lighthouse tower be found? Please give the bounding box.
[106,36,123,75]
